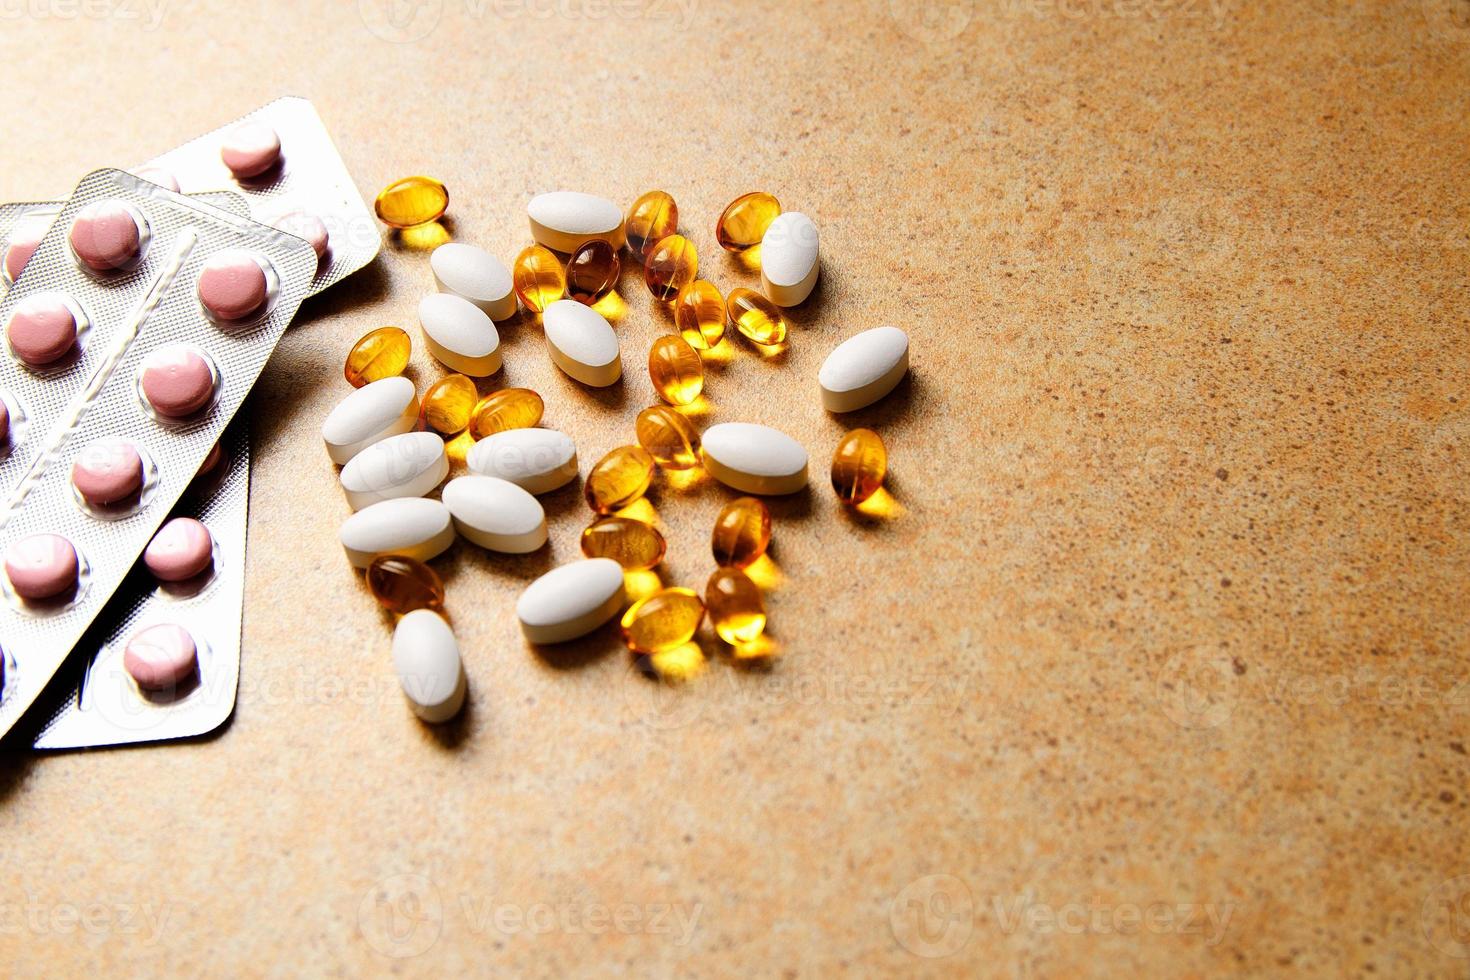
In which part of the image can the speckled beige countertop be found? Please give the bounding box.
[0,0,1467,975]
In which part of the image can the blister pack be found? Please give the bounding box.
[0,168,318,742]
[138,96,379,296]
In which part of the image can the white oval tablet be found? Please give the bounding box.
[466,428,578,494]
[761,212,819,307]
[339,497,455,568]
[441,475,548,553]
[392,609,466,723]
[700,422,809,495]
[543,300,621,387]
[430,243,515,321]
[340,431,449,510]
[527,191,626,253]
[516,558,626,644]
[818,326,910,412]
[321,376,419,465]
[418,292,503,377]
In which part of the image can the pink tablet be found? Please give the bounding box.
[133,167,180,193]
[0,398,10,443]
[140,347,215,418]
[69,200,142,272]
[273,211,329,260]
[3,214,48,283]
[198,251,268,320]
[5,533,79,600]
[144,517,214,582]
[71,439,144,506]
[123,623,198,691]
[220,123,281,179]
[6,294,77,367]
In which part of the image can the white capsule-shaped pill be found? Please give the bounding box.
[700,422,810,495]
[516,558,626,644]
[418,292,503,377]
[320,376,419,465]
[818,326,910,412]
[441,475,548,554]
[340,431,449,511]
[430,243,515,321]
[466,428,578,494]
[543,299,621,387]
[339,497,455,568]
[392,609,466,723]
[527,191,626,254]
[761,212,820,307]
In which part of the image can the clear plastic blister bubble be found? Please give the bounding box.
[0,168,317,743]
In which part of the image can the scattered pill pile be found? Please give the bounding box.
[325,182,911,725]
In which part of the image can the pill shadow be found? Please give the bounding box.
[0,743,38,803]
[296,257,391,323]
[763,486,814,523]
[828,371,922,432]
[779,276,831,327]
[421,686,473,750]
[538,478,588,524]
[528,619,622,671]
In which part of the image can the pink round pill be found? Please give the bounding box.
[123,623,198,691]
[5,533,79,600]
[71,439,144,506]
[0,398,10,443]
[133,167,180,193]
[144,517,214,582]
[198,251,268,320]
[7,294,77,367]
[140,347,215,418]
[273,211,329,260]
[3,214,48,283]
[220,123,282,179]
[199,440,223,476]
[69,200,142,272]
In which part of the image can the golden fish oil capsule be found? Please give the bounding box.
[374,176,449,229]
[648,334,704,406]
[620,587,705,654]
[643,234,697,302]
[832,428,886,505]
[513,244,565,314]
[344,326,411,388]
[566,239,620,304]
[469,387,543,439]
[367,555,445,615]
[584,446,655,514]
[726,288,788,346]
[625,190,679,263]
[705,567,766,644]
[636,405,700,470]
[711,496,771,568]
[580,516,666,570]
[716,192,780,251]
[420,374,477,435]
[674,280,725,350]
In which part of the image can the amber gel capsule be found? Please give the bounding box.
[513,244,566,314]
[367,555,445,615]
[831,428,886,505]
[375,176,449,229]
[644,235,698,301]
[468,387,543,439]
[566,239,620,304]
[674,280,725,350]
[648,334,704,406]
[620,587,705,654]
[716,192,780,251]
[705,567,766,644]
[625,191,679,263]
[725,288,787,346]
[584,446,655,514]
[580,516,666,570]
[636,406,701,470]
[711,496,771,568]
[344,327,411,388]
[420,374,477,435]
